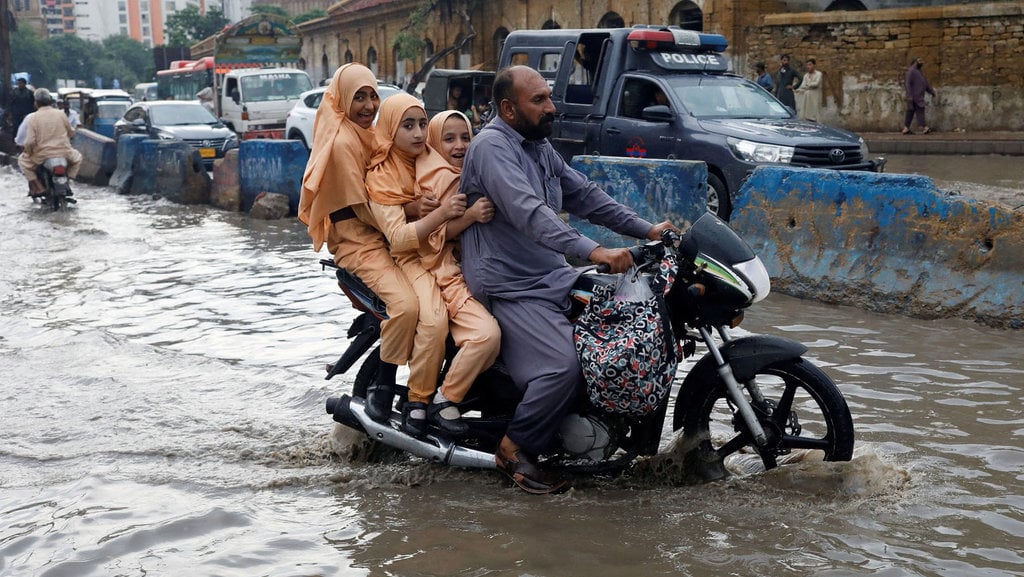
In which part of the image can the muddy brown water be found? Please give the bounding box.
[1,163,1021,577]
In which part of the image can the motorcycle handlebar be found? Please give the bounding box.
[595,245,653,274]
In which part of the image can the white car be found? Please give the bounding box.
[285,82,404,150]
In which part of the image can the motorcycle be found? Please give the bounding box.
[31,157,76,211]
[321,212,854,481]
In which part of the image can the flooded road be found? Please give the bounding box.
[1,165,1022,577]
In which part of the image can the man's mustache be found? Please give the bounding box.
[539,113,555,124]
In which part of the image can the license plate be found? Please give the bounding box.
[199,148,215,158]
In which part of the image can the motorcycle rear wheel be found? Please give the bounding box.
[675,358,854,471]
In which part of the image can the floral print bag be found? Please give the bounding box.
[574,256,679,416]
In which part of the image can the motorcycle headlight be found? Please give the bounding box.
[727,137,794,164]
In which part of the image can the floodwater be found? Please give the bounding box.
[1,163,1022,577]
[883,153,1024,209]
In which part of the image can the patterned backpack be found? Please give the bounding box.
[573,256,679,416]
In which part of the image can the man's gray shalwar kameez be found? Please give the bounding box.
[459,117,653,455]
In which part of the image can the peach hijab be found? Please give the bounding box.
[366,92,426,207]
[414,110,473,270]
[298,63,378,251]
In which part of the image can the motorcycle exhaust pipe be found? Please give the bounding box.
[326,395,497,470]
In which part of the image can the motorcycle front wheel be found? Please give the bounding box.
[674,358,854,471]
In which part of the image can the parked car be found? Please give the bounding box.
[285,82,403,149]
[113,100,239,169]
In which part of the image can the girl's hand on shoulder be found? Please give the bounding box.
[404,194,440,220]
[443,193,467,219]
[470,197,495,223]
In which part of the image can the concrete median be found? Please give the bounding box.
[730,166,1024,329]
[126,140,211,204]
[238,140,308,215]
[71,128,117,186]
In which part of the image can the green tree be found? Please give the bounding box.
[164,6,229,47]
[249,4,290,19]
[393,0,483,93]
[48,34,100,86]
[293,9,327,25]
[102,35,155,82]
[9,25,55,87]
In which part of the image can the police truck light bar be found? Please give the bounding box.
[626,27,728,53]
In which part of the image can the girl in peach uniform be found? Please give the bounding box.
[365,95,499,436]
[298,64,446,424]
[415,110,501,436]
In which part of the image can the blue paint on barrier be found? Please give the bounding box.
[568,156,707,248]
[239,140,309,215]
[731,166,1024,329]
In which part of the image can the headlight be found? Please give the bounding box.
[225,134,239,149]
[156,131,177,140]
[727,137,794,163]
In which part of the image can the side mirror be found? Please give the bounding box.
[641,104,674,123]
[131,118,146,130]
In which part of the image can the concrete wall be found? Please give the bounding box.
[729,166,1024,329]
[238,140,309,215]
[568,156,708,248]
[747,2,1024,132]
[71,129,118,186]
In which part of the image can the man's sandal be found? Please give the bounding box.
[495,449,569,495]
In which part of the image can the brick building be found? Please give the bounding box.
[296,0,1024,132]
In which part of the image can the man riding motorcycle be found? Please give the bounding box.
[18,88,82,197]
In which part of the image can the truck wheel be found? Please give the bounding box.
[706,173,731,220]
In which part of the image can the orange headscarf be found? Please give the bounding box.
[298,63,377,251]
[366,93,425,207]
[413,110,473,270]
[417,110,471,204]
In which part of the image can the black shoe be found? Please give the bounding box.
[364,382,395,423]
[401,401,428,437]
[428,400,469,437]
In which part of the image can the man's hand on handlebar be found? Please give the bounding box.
[589,247,634,274]
[647,221,680,241]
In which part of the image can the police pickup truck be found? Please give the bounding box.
[498,26,885,217]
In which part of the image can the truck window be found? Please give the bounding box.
[617,78,671,119]
[539,53,560,72]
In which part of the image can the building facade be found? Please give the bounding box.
[296,0,1024,132]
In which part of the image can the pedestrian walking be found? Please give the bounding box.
[902,56,936,134]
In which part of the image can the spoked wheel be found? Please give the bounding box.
[675,358,854,471]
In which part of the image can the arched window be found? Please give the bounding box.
[598,12,625,29]
[344,49,353,64]
[321,53,329,84]
[393,45,405,85]
[668,1,703,32]
[541,19,561,30]
[455,33,473,68]
[825,0,867,10]
[367,47,378,76]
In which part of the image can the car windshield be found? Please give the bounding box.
[149,104,218,126]
[97,102,131,119]
[666,76,792,120]
[241,72,314,102]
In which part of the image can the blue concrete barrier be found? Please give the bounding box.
[569,156,708,248]
[71,128,117,186]
[128,140,211,204]
[730,166,1024,329]
[238,140,309,215]
[108,134,147,194]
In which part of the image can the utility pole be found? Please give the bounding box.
[0,0,12,114]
